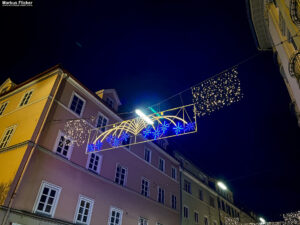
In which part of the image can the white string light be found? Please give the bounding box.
[192,68,243,117]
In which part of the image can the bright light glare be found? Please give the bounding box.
[135,109,154,125]
[259,217,266,224]
[217,181,227,190]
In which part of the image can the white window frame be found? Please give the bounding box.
[53,130,73,160]
[68,91,86,118]
[183,205,189,218]
[73,195,94,225]
[171,166,177,180]
[157,186,165,204]
[194,211,199,224]
[158,158,165,172]
[108,206,123,225]
[141,177,150,197]
[19,89,33,107]
[138,217,148,225]
[204,216,209,225]
[96,112,109,132]
[183,180,191,194]
[114,164,128,186]
[33,181,61,218]
[86,152,103,174]
[0,125,16,149]
[144,148,152,163]
[0,101,8,116]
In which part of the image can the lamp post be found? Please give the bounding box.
[259,217,266,224]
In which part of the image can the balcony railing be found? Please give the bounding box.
[288,51,300,84]
[290,0,300,26]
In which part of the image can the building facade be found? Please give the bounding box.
[0,65,180,225]
[247,0,300,126]
[0,65,259,225]
[173,152,258,225]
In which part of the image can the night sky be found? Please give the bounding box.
[1,0,300,221]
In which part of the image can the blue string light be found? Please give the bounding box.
[94,140,103,150]
[152,128,162,140]
[160,121,170,134]
[87,144,95,153]
[106,134,113,143]
[120,132,130,142]
[112,137,120,147]
[143,126,152,138]
[173,122,184,135]
[184,122,195,132]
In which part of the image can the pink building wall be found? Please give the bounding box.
[13,75,180,225]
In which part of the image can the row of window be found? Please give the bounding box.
[35,181,163,225]
[0,126,177,210]
[53,133,177,209]
[55,129,177,179]
[69,93,178,179]
[0,89,33,117]
[1,91,177,178]
[183,206,217,225]
[144,148,177,180]
[183,180,215,208]
[217,198,239,218]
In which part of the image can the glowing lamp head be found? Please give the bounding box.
[135,109,154,125]
[259,217,266,224]
[217,181,227,190]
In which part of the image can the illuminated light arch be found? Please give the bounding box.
[86,104,197,153]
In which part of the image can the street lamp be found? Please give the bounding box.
[217,181,228,190]
[259,217,266,224]
[135,109,154,125]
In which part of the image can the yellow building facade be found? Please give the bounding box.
[247,0,300,126]
[0,66,64,205]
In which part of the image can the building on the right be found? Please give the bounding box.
[247,0,300,126]
[173,151,258,225]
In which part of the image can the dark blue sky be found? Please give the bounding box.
[1,0,300,221]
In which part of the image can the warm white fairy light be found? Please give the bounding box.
[225,217,240,225]
[192,68,242,117]
[63,116,95,146]
[224,211,300,225]
[283,211,300,225]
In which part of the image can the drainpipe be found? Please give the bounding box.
[179,166,183,225]
[1,70,66,225]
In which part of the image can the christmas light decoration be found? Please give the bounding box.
[87,104,197,153]
[192,68,242,117]
[283,211,300,225]
[224,211,300,225]
[224,217,240,225]
[63,116,95,147]
[217,181,228,190]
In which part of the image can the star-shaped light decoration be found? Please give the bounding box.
[184,122,195,132]
[152,128,162,140]
[173,122,184,135]
[106,134,113,143]
[160,121,170,134]
[94,140,103,151]
[87,144,95,153]
[120,132,130,142]
[143,126,152,138]
[111,137,120,147]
